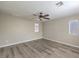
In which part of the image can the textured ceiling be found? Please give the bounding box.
[0,1,79,20]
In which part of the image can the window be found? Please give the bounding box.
[34,23,39,32]
[69,20,79,35]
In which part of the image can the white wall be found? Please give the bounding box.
[0,14,43,47]
[43,15,79,48]
[1,13,79,48]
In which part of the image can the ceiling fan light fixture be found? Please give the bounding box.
[56,1,63,7]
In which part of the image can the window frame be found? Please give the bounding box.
[34,23,39,32]
[69,20,79,35]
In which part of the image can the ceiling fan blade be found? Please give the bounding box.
[40,12,43,14]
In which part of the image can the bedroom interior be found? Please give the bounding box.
[0,1,79,58]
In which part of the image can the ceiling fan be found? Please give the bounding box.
[33,12,50,32]
[33,12,50,22]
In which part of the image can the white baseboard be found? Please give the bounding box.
[1,37,79,49]
[0,37,42,48]
[44,37,79,49]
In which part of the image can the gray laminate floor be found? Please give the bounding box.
[0,39,79,58]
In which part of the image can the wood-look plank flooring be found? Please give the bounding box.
[0,39,79,58]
